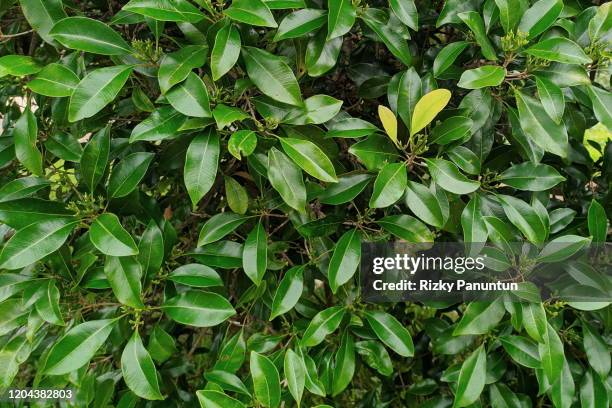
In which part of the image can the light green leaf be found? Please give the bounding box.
[525,37,592,64]
[90,213,139,256]
[242,221,268,286]
[27,63,79,97]
[327,0,356,39]
[121,331,163,400]
[184,129,220,207]
[279,137,337,182]
[250,351,281,408]
[158,45,207,94]
[365,310,414,357]
[123,0,205,23]
[458,66,505,89]
[518,0,563,39]
[108,152,154,198]
[499,162,565,191]
[211,21,241,80]
[284,349,305,406]
[328,229,361,293]
[425,158,480,195]
[300,306,345,347]
[274,9,327,41]
[267,147,307,213]
[81,126,110,193]
[161,290,236,327]
[377,214,434,242]
[225,0,277,28]
[198,212,249,247]
[13,108,42,176]
[104,256,144,308]
[411,89,451,136]
[270,265,304,320]
[166,72,211,118]
[454,345,487,407]
[50,17,131,55]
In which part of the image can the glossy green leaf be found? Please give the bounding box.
[123,0,205,23]
[108,152,154,198]
[69,65,133,122]
[161,290,236,327]
[525,37,591,64]
[211,21,241,81]
[242,221,268,286]
[81,126,110,193]
[518,0,563,39]
[185,129,220,207]
[365,310,414,357]
[166,72,211,118]
[318,173,373,205]
[121,331,163,400]
[13,108,42,176]
[104,256,144,308]
[332,333,355,396]
[433,41,469,78]
[390,0,418,30]
[361,8,412,66]
[27,63,79,97]
[270,265,304,320]
[241,47,302,106]
[225,176,249,215]
[129,107,186,142]
[267,147,307,213]
[454,299,505,335]
[458,11,497,60]
[90,213,139,256]
[377,214,434,242]
[279,137,337,182]
[284,349,305,406]
[250,351,281,408]
[300,306,345,347]
[328,229,361,293]
[50,17,131,55]
[158,45,207,94]
[197,390,246,408]
[0,219,77,270]
[44,318,119,375]
[369,162,407,208]
[274,9,326,41]
[425,158,480,195]
[19,0,67,44]
[499,162,565,191]
[225,0,277,28]
[458,66,505,89]
[198,212,249,247]
[454,345,486,407]
[327,0,356,39]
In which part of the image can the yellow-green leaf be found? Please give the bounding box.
[410,89,451,136]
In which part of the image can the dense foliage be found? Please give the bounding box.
[0,0,611,407]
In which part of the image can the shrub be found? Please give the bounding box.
[0,0,610,407]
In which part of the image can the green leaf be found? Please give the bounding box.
[365,310,414,357]
[225,0,277,28]
[204,370,251,396]
[250,351,281,408]
[166,72,212,118]
[284,349,305,406]
[27,63,79,97]
[404,181,446,228]
[318,173,372,205]
[18,0,67,45]
[537,235,591,263]
[498,195,547,244]
[433,41,469,78]
[461,194,488,252]
[270,265,304,320]
[129,106,186,142]
[197,390,246,408]
[0,198,74,229]
[185,129,220,207]
[69,65,133,122]
[241,47,302,106]
[306,29,343,77]
[453,299,505,335]
[494,0,522,33]
[0,219,77,270]
[243,221,268,286]
[90,213,139,256]
[158,45,207,94]
[587,85,612,130]
[489,383,522,408]
[35,280,64,326]
[198,213,249,247]
[300,306,345,347]
[388,68,421,130]
[458,66,505,89]
[123,0,205,23]
[425,158,480,195]
[458,11,497,60]
[377,214,434,242]
[429,116,473,145]
[211,21,241,81]
[500,335,541,368]
[148,325,177,364]
[104,256,144,308]
[212,104,249,129]
[361,8,412,66]
[411,89,451,136]
[514,90,568,158]
[225,176,249,215]
[534,75,564,124]
[44,318,119,375]
[355,340,393,376]
[588,199,608,243]
[522,302,548,343]
[274,9,327,41]
[50,17,131,55]
[390,0,418,30]
[332,333,355,396]
[121,331,163,400]
[499,162,565,191]
[0,177,49,203]
[81,126,110,193]
[327,0,356,39]
[161,290,236,327]
[538,322,564,384]
[45,131,83,162]
[214,329,246,373]
[0,55,42,77]
[108,152,154,198]
[518,0,563,39]
[267,147,307,213]
[525,37,592,64]
[454,345,487,407]
[13,107,42,176]
[580,370,609,408]
[369,162,407,208]
[228,130,257,160]
[279,137,337,183]
[285,94,343,125]
[328,229,361,293]
[582,322,611,378]
[168,263,222,288]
